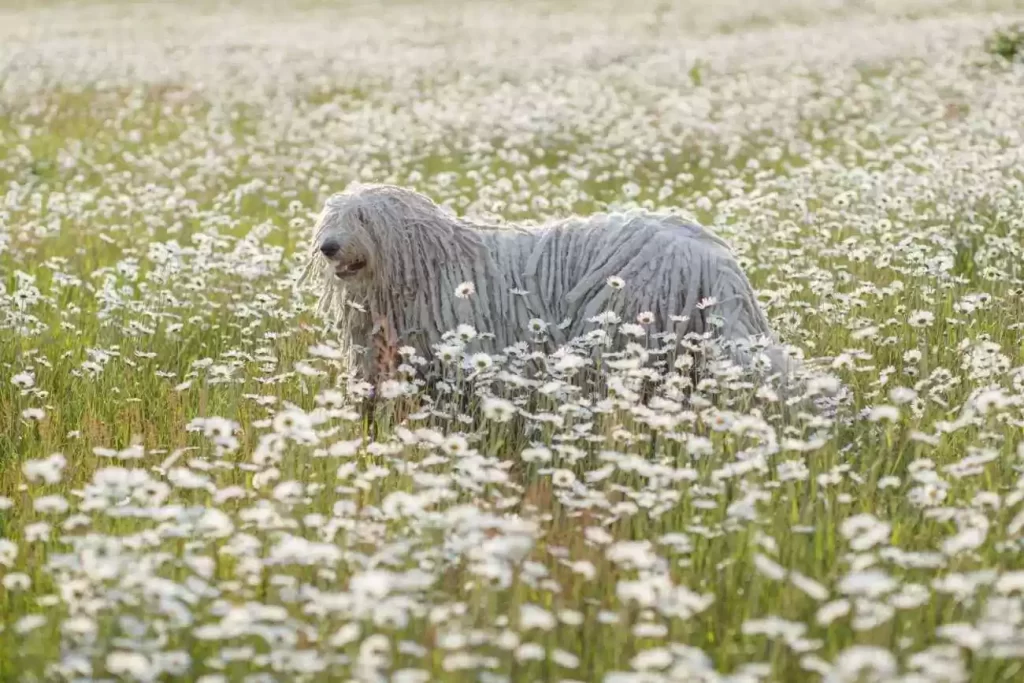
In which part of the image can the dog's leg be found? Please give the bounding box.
[371,315,399,382]
[367,313,401,439]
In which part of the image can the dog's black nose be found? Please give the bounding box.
[320,240,340,258]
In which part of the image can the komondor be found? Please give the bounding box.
[304,184,796,387]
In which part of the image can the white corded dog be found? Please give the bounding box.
[303,184,798,388]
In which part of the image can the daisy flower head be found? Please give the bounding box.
[455,281,476,299]
[435,342,464,364]
[696,296,718,310]
[552,469,577,487]
[888,387,918,405]
[606,276,625,290]
[272,408,315,439]
[482,396,516,423]
[379,380,408,399]
[619,323,646,337]
[21,408,45,422]
[907,310,935,328]
[589,311,621,325]
[867,404,900,423]
[442,434,470,456]
[469,352,494,371]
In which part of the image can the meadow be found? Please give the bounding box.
[2,1,1024,681]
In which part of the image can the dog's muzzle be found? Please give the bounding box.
[320,240,367,278]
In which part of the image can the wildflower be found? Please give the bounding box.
[558,609,585,627]
[742,616,806,641]
[329,623,362,648]
[838,569,897,598]
[631,647,673,671]
[454,281,476,298]
[33,495,70,514]
[11,372,34,389]
[378,379,407,399]
[687,436,713,457]
[696,296,718,310]
[790,571,829,601]
[22,453,66,484]
[840,514,891,551]
[633,621,668,638]
[753,553,786,581]
[974,388,1010,414]
[867,405,900,423]
[435,343,464,364]
[777,460,810,481]
[551,469,576,487]
[515,643,546,662]
[167,467,212,491]
[527,318,548,333]
[552,650,580,669]
[908,310,935,327]
[606,541,658,570]
[851,325,879,340]
[520,604,557,630]
[674,354,695,370]
[589,311,621,325]
[606,276,625,290]
[806,375,841,396]
[521,446,552,463]
[197,508,235,538]
[272,408,315,439]
[15,615,47,635]
[554,354,587,372]
[469,352,493,371]
[308,343,345,360]
[584,527,614,545]
[2,573,30,591]
[908,483,948,508]
[833,646,897,681]
[442,434,470,455]
[481,397,516,422]
[21,407,45,421]
[888,387,917,404]
[0,540,18,567]
[903,349,923,364]
[106,652,151,679]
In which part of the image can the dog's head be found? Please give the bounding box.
[313,188,380,284]
[311,184,484,290]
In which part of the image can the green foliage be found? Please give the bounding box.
[985,22,1024,62]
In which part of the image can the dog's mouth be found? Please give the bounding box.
[334,260,367,278]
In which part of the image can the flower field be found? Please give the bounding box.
[2,1,1024,681]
